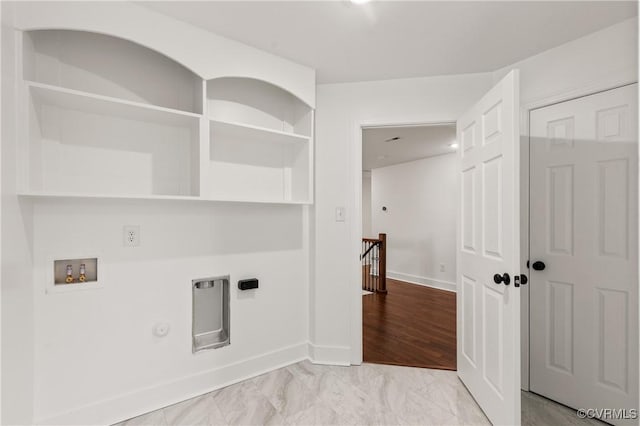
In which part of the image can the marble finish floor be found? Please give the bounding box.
[116,360,489,426]
[522,391,606,426]
[117,360,603,426]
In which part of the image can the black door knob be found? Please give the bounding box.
[532,261,546,271]
[493,273,510,285]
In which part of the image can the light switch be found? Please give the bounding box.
[335,207,346,222]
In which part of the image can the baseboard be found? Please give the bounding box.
[387,271,456,293]
[308,343,351,366]
[37,342,309,426]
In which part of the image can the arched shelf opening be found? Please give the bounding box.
[206,77,312,137]
[23,29,203,113]
[205,77,313,203]
[22,29,201,198]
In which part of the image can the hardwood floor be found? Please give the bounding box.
[363,278,456,370]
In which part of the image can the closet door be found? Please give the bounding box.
[529,84,638,425]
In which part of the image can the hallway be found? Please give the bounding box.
[363,279,457,370]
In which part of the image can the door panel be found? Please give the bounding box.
[597,288,629,392]
[457,69,521,426]
[547,280,574,374]
[598,158,630,258]
[462,166,477,252]
[548,165,574,255]
[530,84,638,425]
[483,155,504,259]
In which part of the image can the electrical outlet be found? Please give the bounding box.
[439,263,445,272]
[123,225,140,247]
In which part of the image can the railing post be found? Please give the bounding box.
[378,233,387,293]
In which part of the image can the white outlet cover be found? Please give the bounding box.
[123,225,140,247]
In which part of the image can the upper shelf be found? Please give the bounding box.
[207,77,313,138]
[210,119,309,145]
[17,191,311,205]
[23,29,203,114]
[28,81,201,127]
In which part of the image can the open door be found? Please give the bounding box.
[456,70,521,425]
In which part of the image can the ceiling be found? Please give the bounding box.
[362,124,457,171]
[140,1,637,84]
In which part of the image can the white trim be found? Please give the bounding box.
[519,102,531,392]
[308,343,351,366]
[387,271,456,293]
[351,120,363,366]
[351,119,458,366]
[520,75,637,112]
[36,342,309,426]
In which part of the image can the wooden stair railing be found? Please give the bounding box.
[361,233,387,293]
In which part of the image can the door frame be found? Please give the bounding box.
[350,119,458,365]
[520,77,639,391]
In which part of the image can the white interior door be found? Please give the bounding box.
[529,84,639,425]
[456,69,521,426]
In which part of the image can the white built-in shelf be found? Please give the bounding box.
[207,120,311,203]
[24,29,203,114]
[204,196,310,205]
[206,77,312,138]
[18,191,201,202]
[205,77,313,204]
[18,191,311,205]
[27,81,202,126]
[209,119,309,145]
[20,30,314,206]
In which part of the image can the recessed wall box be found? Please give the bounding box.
[54,258,98,285]
[192,276,230,352]
[238,278,259,290]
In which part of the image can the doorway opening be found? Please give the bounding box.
[360,123,458,370]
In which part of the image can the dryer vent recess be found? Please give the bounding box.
[238,278,259,290]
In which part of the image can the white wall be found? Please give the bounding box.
[1,3,35,424]
[493,17,638,105]
[313,73,494,364]
[371,154,457,292]
[362,171,372,237]
[31,201,308,425]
